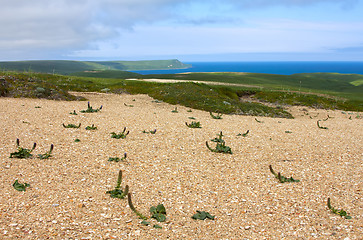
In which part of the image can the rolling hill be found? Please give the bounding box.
[0,59,191,75]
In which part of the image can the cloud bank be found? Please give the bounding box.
[0,0,360,60]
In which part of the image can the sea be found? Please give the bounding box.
[131,61,363,75]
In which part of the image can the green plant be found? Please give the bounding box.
[255,118,264,123]
[74,138,80,142]
[35,106,41,108]
[69,110,78,115]
[142,129,157,134]
[171,107,178,113]
[124,103,134,107]
[111,127,129,139]
[285,131,292,133]
[80,101,102,113]
[85,124,97,130]
[269,165,300,183]
[187,109,192,112]
[317,120,328,129]
[210,112,223,119]
[185,121,202,128]
[127,192,148,220]
[108,153,127,162]
[106,170,129,199]
[13,180,30,191]
[150,204,167,222]
[237,130,249,137]
[206,132,232,154]
[63,123,81,128]
[192,211,215,220]
[188,117,196,120]
[327,198,352,219]
[10,139,36,158]
[37,144,54,159]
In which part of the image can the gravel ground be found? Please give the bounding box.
[0,92,362,240]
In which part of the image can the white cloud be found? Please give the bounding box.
[70,19,363,60]
[0,0,361,60]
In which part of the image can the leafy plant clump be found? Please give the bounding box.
[38,144,54,159]
[13,180,30,191]
[317,120,328,129]
[80,102,102,113]
[192,211,215,220]
[269,165,300,183]
[85,124,97,130]
[106,170,129,199]
[150,204,167,222]
[171,107,178,113]
[185,121,202,128]
[63,123,81,128]
[111,127,129,139]
[10,139,36,158]
[127,192,148,220]
[206,131,232,154]
[210,112,223,119]
[327,198,352,219]
[108,153,127,162]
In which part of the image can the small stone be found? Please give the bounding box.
[244,226,251,230]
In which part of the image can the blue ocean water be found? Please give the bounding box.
[132,61,363,75]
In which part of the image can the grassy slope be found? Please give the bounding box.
[0,59,191,75]
[142,72,363,101]
[1,71,362,117]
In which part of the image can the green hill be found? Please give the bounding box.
[143,72,363,101]
[0,59,191,75]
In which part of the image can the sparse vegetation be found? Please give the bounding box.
[150,204,167,222]
[327,198,352,219]
[85,124,97,130]
[255,118,264,123]
[80,102,102,113]
[127,192,148,220]
[13,180,30,191]
[237,130,249,137]
[269,165,300,183]
[142,129,157,134]
[210,112,223,119]
[192,211,215,220]
[111,127,130,139]
[124,103,134,107]
[106,170,129,199]
[108,153,127,162]
[69,110,78,115]
[10,139,36,159]
[63,123,81,128]
[185,121,202,128]
[38,144,54,159]
[206,131,232,154]
[317,120,328,129]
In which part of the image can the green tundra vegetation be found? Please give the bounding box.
[0,68,362,118]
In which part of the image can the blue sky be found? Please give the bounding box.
[1,0,363,61]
